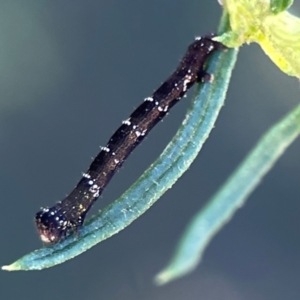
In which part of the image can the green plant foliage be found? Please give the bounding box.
[155,100,300,285]
[216,0,300,78]
[270,0,293,14]
[2,14,236,271]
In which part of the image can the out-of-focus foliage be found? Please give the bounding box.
[216,0,300,78]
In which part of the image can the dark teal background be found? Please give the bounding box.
[1,1,300,299]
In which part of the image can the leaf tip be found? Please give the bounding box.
[154,269,173,286]
[2,262,21,271]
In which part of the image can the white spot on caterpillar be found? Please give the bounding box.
[114,159,119,164]
[135,131,141,137]
[133,125,137,130]
[183,75,192,92]
[101,146,110,152]
[82,173,91,179]
[93,191,100,198]
[88,180,94,185]
[195,36,202,41]
[141,129,147,136]
[122,118,131,125]
[155,101,159,106]
[112,152,116,156]
[164,106,169,112]
[208,44,214,51]
[144,97,153,102]
[157,106,163,112]
[89,184,100,194]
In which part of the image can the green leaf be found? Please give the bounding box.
[155,99,300,285]
[270,0,293,14]
[2,13,237,271]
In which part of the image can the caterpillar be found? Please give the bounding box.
[35,35,223,244]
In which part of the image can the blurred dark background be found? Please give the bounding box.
[1,1,300,299]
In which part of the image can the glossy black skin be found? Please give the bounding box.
[35,35,223,244]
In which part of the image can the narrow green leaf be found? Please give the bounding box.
[155,100,300,285]
[270,0,293,14]
[2,13,237,271]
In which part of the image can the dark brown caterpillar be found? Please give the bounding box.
[35,35,223,244]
